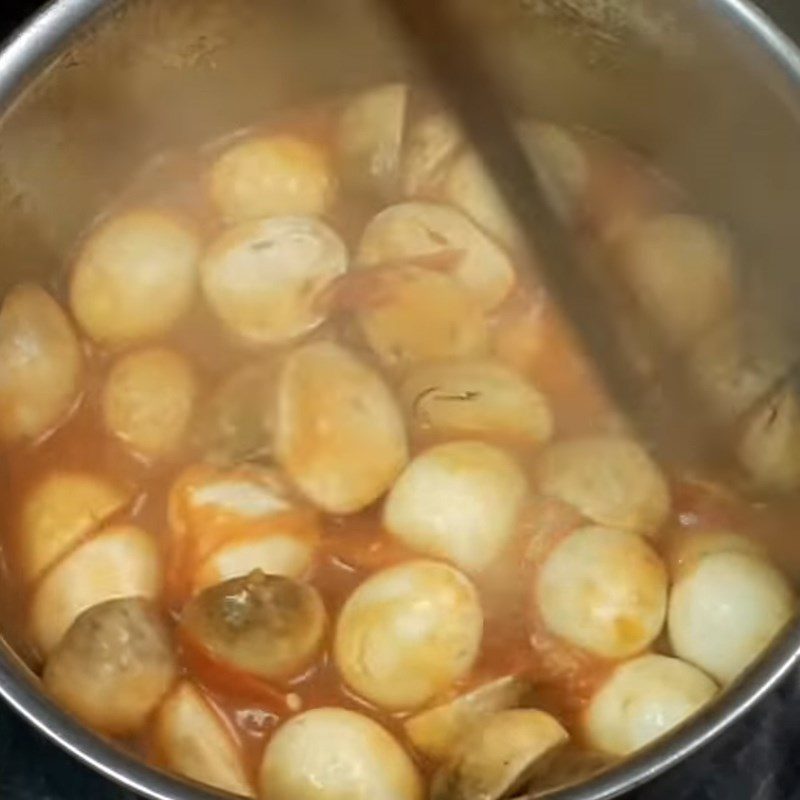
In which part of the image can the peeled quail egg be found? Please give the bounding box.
[0,284,83,442]
[20,470,131,582]
[154,681,253,797]
[358,202,516,310]
[355,265,489,367]
[584,654,717,756]
[430,709,568,800]
[43,598,177,736]
[384,441,527,574]
[181,570,326,682]
[200,216,347,345]
[102,347,197,462]
[401,110,463,198]
[337,83,408,195]
[404,676,532,761]
[616,214,735,350]
[400,358,553,446]
[258,707,422,800]
[667,528,764,580]
[275,341,408,514]
[668,551,795,684]
[209,135,334,222]
[335,560,483,710]
[534,525,668,659]
[534,436,670,537]
[30,524,161,654]
[70,210,199,347]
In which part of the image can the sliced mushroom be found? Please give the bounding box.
[404,676,533,761]
[154,681,253,797]
[400,358,553,445]
[401,110,463,198]
[70,210,199,347]
[181,570,326,682]
[258,708,422,800]
[193,527,318,595]
[0,284,83,442]
[384,441,527,574]
[192,357,279,466]
[337,82,408,195]
[737,385,800,492]
[274,341,408,514]
[43,598,177,736]
[30,524,161,655]
[335,560,483,711]
[517,121,590,222]
[168,463,317,599]
[103,347,197,462]
[534,526,668,659]
[20,470,131,582]
[200,216,347,345]
[355,265,489,367]
[358,202,516,310]
[443,150,519,249]
[584,654,717,757]
[615,214,735,350]
[668,551,795,684]
[431,709,568,800]
[534,436,670,537]
[209,135,334,222]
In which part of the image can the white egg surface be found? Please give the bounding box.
[534,526,668,659]
[383,441,527,573]
[1,83,796,800]
[584,654,718,756]
[335,560,483,710]
[668,551,795,684]
[259,708,422,800]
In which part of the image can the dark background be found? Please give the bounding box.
[1,0,800,799]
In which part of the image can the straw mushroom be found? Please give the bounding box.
[275,341,408,514]
[180,570,326,682]
[259,708,422,800]
[534,436,670,537]
[358,202,516,310]
[404,676,533,761]
[384,441,528,574]
[70,210,199,347]
[401,111,463,198]
[400,358,553,445]
[0,284,83,442]
[335,560,483,710]
[154,681,253,796]
[200,216,347,345]
[43,598,177,736]
[20,470,131,582]
[30,524,161,654]
[431,709,568,800]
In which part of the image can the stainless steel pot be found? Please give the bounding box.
[1,1,800,798]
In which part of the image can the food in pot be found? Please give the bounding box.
[258,707,423,800]
[0,82,797,800]
[43,597,177,736]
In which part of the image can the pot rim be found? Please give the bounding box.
[0,1,799,800]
